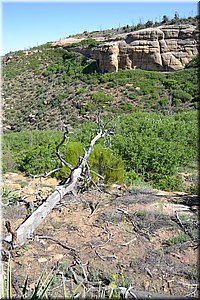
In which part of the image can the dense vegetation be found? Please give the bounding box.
[3,110,197,192]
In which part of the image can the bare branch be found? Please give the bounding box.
[55,128,73,170]
[75,258,88,282]
[174,211,194,240]
[36,235,78,252]
[29,167,62,179]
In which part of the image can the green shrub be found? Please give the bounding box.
[112,111,197,191]
[124,170,144,186]
[76,87,86,94]
[3,130,63,175]
[66,38,100,48]
[128,93,136,100]
[55,141,84,180]
[91,91,113,104]
[185,55,199,68]
[82,102,97,113]
[2,187,21,205]
[27,58,40,71]
[151,174,184,191]
[55,142,124,184]
[107,82,117,88]
[159,97,168,107]
[2,145,17,172]
[173,89,192,103]
[89,144,125,184]
[17,145,57,175]
[118,102,135,112]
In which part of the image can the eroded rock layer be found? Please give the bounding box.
[55,24,198,72]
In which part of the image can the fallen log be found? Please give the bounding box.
[4,125,109,247]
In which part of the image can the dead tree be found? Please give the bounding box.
[4,121,111,247]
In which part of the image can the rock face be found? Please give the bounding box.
[60,24,198,72]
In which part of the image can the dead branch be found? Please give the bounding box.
[69,267,86,286]
[35,235,78,252]
[144,267,153,278]
[29,168,62,179]
[174,211,195,240]
[77,160,103,193]
[88,201,100,216]
[95,249,117,261]
[95,249,106,261]
[5,221,17,248]
[75,258,88,282]
[56,128,73,170]
[98,231,112,248]
[184,287,198,298]
[121,238,136,246]
[118,286,186,299]
[117,208,150,240]
[90,225,112,249]
[117,208,129,216]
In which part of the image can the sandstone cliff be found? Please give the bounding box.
[53,24,198,72]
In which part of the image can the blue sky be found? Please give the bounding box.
[1,1,198,55]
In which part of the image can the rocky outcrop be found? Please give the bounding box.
[57,24,198,72]
[94,25,198,72]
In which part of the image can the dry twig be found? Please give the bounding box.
[36,235,78,252]
[5,221,17,248]
[174,211,195,240]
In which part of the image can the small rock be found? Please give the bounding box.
[38,257,47,263]
[24,195,37,202]
[47,245,55,251]
[23,188,35,194]
[29,283,35,289]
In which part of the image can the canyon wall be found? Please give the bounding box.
[55,24,198,72]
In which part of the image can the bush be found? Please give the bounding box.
[91,92,113,104]
[55,141,84,180]
[89,144,125,184]
[66,39,100,48]
[185,55,199,68]
[173,89,192,103]
[128,93,136,100]
[3,130,63,175]
[112,111,197,191]
[150,174,184,191]
[56,143,124,184]
[17,145,58,175]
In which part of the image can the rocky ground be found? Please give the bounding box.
[2,172,199,298]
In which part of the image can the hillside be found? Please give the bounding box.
[2,44,198,132]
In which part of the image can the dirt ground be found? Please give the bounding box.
[2,172,199,298]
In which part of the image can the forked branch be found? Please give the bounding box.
[55,128,74,171]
